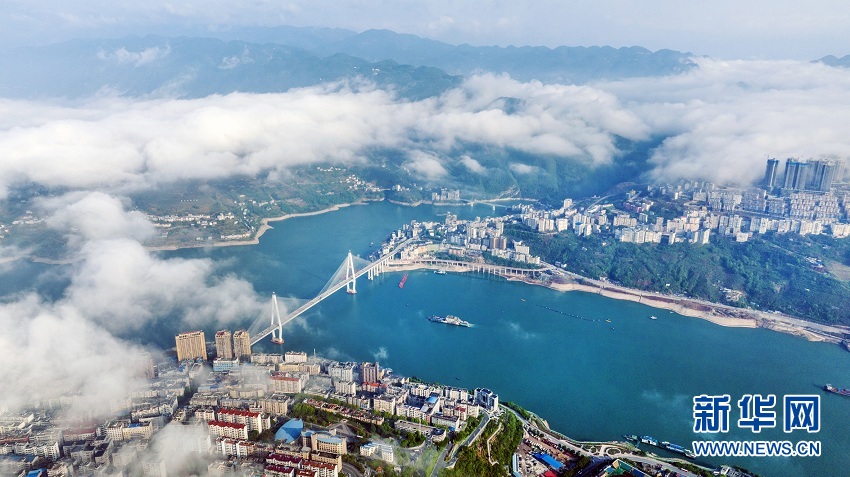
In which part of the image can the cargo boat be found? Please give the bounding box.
[640,436,695,459]
[398,274,408,288]
[824,384,850,397]
[428,315,472,327]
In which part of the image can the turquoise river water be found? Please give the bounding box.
[4,201,848,476]
[166,201,850,476]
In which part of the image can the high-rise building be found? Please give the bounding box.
[215,330,233,360]
[362,362,379,384]
[807,159,838,192]
[233,330,251,362]
[763,157,779,189]
[176,331,207,362]
[783,158,809,190]
[142,353,156,379]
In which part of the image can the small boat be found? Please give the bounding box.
[824,384,850,397]
[429,315,472,327]
[650,315,658,320]
[271,338,284,345]
[399,274,408,288]
[605,319,612,323]
[434,269,447,275]
[520,299,526,302]
[623,435,639,443]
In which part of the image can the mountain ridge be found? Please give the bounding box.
[0,28,697,101]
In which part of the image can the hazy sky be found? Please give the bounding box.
[2,0,848,59]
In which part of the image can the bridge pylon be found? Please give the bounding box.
[270,293,284,344]
[345,251,357,294]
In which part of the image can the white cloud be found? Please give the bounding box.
[0,60,848,194]
[405,150,448,180]
[459,155,486,174]
[371,346,389,362]
[0,293,151,416]
[0,192,265,415]
[598,58,850,184]
[509,163,537,175]
[0,75,657,196]
[42,191,155,245]
[97,45,171,67]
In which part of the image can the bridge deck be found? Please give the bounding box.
[250,239,413,345]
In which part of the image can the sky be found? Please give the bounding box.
[2,0,849,59]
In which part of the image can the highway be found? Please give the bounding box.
[429,412,490,477]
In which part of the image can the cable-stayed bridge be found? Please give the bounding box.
[247,238,413,346]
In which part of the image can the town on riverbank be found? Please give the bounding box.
[0,326,747,477]
[366,196,850,346]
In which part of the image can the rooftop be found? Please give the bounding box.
[274,419,303,443]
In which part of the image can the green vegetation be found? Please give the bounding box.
[289,402,341,426]
[342,454,365,473]
[451,415,482,443]
[562,456,592,477]
[662,461,717,477]
[502,402,532,420]
[505,224,850,325]
[367,462,421,477]
[400,431,427,448]
[482,252,542,269]
[441,413,523,477]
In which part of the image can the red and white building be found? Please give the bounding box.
[266,454,338,477]
[217,408,270,433]
[208,421,248,441]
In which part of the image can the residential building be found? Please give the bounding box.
[215,330,233,360]
[175,331,207,362]
[361,362,379,385]
[233,330,252,361]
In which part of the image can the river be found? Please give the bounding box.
[167,201,850,476]
[5,200,848,475]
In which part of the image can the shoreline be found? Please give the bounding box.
[384,261,849,343]
[144,201,368,252]
[12,198,848,344]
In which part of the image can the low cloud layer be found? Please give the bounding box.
[1,60,849,197]
[0,192,265,414]
[0,74,649,198]
[0,292,151,415]
[604,59,850,184]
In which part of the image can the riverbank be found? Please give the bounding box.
[145,201,368,252]
[384,260,850,343]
